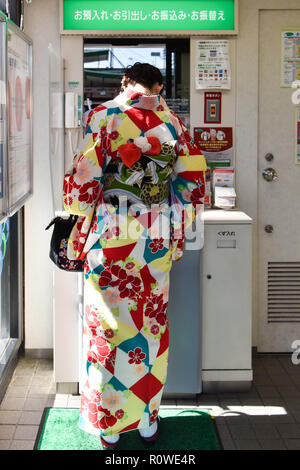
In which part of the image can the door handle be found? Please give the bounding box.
[262,168,279,182]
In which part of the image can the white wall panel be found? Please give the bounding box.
[23,0,60,350]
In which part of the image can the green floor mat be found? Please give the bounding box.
[34,407,222,450]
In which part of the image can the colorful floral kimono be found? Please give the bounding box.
[63,88,207,437]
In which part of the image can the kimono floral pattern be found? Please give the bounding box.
[63,88,206,437]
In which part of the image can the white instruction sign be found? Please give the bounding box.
[195,39,231,90]
[281,30,300,87]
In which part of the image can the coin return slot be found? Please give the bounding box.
[217,239,236,248]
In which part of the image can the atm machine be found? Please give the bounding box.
[200,209,253,392]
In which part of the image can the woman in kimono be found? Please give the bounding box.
[63,63,207,448]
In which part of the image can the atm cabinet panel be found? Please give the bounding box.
[201,223,252,371]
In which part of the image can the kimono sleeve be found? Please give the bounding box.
[170,117,207,261]
[62,108,107,260]
[63,109,106,217]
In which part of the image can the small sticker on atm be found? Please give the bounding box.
[218,231,236,237]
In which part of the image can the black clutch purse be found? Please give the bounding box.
[45,215,84,272]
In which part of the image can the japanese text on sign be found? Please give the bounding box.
[73,9,226,22]
[63,1,236,31]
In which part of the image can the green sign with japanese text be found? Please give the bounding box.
[62,0,236,32]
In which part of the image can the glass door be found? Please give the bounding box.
[0,218,10,357]
[0,210,22,361]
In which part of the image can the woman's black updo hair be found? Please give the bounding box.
[123,62,163,90]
